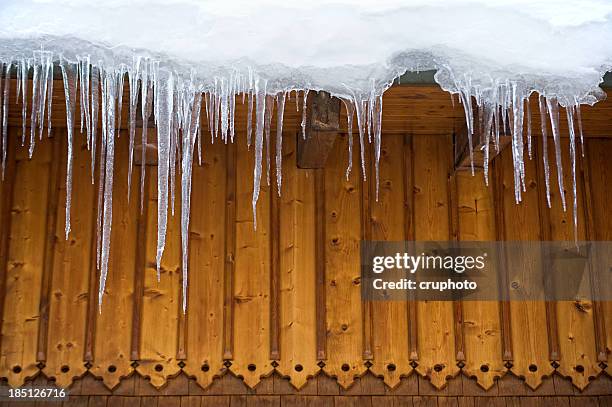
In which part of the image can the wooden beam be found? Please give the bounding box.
[296,91,341,169]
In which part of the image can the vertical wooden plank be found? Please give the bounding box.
[403,135,418,363]
[491,156,513,364]
[0,129,52,387]
[583,139,612,374]
[44,133,95,387]
[542,139,600,390]
[456,169,505,390]
[89,130,139,389]
[413,134,459,389]
[223,141,236,361]
[368,134,412,388]
[182,134,226,390]
[322,133,366,388]
[135,160,182,388]
[0,127,16,366]
[315,168,326,362]
[269,163,281,361]
[498,146,554,389]
[229,129,272,388]
[36,132,63,365]
[275,132,318,389]
[84,161,101,365]
[361,142,373,362]
[533,139,560,365]
[448,173,465,364]
[130,158,150,362]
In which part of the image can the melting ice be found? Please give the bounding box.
[0,0,611,310]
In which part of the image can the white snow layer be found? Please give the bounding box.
[0,0,610,310]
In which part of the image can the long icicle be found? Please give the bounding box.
[566,105,579,243]
[60,58,78,239]
[155,71,174,278]
[546,96,567,211]
[98,71,117,310]
[538,94,551,208]
[275,92,285,196]
[127,57,141,201]
[1,63,9,179]
[342,98,355,180]
[180,91,202,312]
[252,77,266,230]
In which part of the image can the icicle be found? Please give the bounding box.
[20,60,29,147]
[28,63,39,158]
[169,92,178,216]
[509,82,526,203]
[342,98,355,180]
[247,91,254,148]
[481,102,495,186]
[96,68,108,271]
[566,106,579,244]
[546,97,567,211]
[90,67,100,183]
[0,63,3,178]
[180,91,202,312]
[60,58,78,239]
[275,92,285,195]
[252,77,266,230]
[127,57,141,200]
[1,63,10,180]
[77,62,84,133]
[574,99,585,157]
[116,67,125,133]
[526,97,532,159]
[264,94,274,186]
[353,96,367,180]
[220,77,229,142]
[47,62,54,138]
[301,89,309,139]
[197,107,202,166]
[155,71,174,278]
[538,94,552,208]
[38,54,51,142]
[78,57,91,146]
[229,72,236,143]
[458,89,475,174]
[373,95,383,201]
[98,71,117,310]
[140,67,153,213]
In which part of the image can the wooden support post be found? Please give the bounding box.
[314,168,327,361]
[297,91,340,169]
[84,139,101,363]
[361,142,373,361]
[130,161,150,361]
[492,157,513,362]
[36,131,62,363]
[534,141,560,362]
[223,142,237,361]
[403,135,418,362]
[269,166,281,361]
[448,173,465,362]
[0,128,17,355]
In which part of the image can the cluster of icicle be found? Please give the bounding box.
[451,78,586,244]
[0,54,588,311]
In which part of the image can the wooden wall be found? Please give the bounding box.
[0,116,610,400]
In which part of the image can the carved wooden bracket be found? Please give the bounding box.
[297,91,341,169]
[454,116,511,171]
